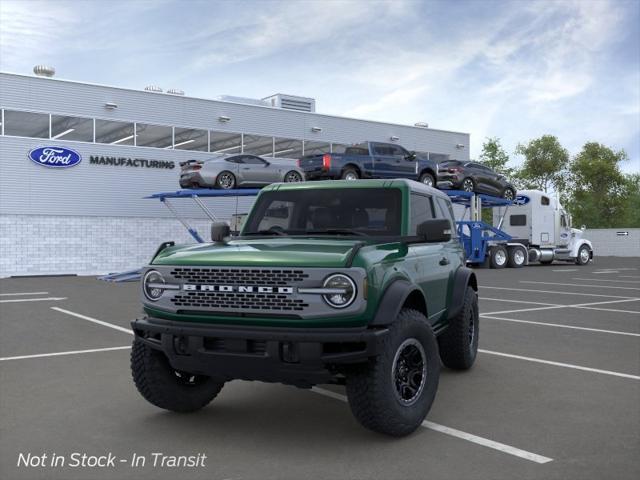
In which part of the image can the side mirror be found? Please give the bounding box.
[211,222,230,243]
[416,219,452,243]
[581,224,586,231]
[406,151,417,161]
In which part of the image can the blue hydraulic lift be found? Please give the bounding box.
[442,190,514,265]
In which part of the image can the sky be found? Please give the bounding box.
[1,0,638,173]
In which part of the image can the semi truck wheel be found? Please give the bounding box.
[437,286,478,369]
[345,309,440,437]
[489,245,508,269]
[576,245,591,265]
[131,339,224,413]
[507,246,526,268]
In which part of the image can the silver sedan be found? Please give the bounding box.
[179,154,305,189]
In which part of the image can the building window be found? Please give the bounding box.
[173,127,208,151]
[3,110,49,138]
[303,141,330,156]
[51,114,93,142]
[273,137,303,159]
[95,119,135,145]
[210,131,242,154]
[135,123,173,148]
[243,134,273,156]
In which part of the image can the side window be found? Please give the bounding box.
[410,193,434,235]
[226,156,243,164]
[561,215,567,227]
[373,144,393,156]
[510,215,527,226]
[388,145,406,157]
[541,196,550,206]
[242,155,266,165]
[436,197,457,236]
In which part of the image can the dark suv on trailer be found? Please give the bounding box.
[438,160,516,199]
[130,179,479,436]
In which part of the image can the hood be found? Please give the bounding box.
[152,238,363,268]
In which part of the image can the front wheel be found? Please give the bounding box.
[419,172,435,187]
[502,187,515,201]
[576,245,591,265]
[284,170,303,183]
[131,339,224,412]
[345,309,440,437]
[216,171,236,189]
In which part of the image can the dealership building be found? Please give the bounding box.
[0,69,470,277]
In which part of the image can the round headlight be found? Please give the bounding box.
[322,274,356,309]
[143,270,165,301]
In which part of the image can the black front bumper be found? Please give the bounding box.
[131,317,388,387]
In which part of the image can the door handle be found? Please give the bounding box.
[439,257,450,266]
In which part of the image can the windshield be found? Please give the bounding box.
[242,188,402,237]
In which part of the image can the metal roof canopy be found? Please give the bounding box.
[442,190,513,207]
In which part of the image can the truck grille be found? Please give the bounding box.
[170,267,309,286]
[171,292,308,311]
[168,267,310,312]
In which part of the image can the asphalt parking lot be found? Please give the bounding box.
[1,257,639,480]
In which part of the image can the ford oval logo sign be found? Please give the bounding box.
[28,146,82,168]
[514,195,530,205]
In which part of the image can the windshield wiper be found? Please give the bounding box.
[305,228,367,237]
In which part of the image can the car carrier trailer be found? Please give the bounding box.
[444,189,593,268]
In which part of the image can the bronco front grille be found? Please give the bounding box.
[170,292,309,311]
[170,267,309,286]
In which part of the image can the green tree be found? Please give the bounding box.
[479,137,514,177]
[619,173,640,228]
[515,135,569,193]
[566,142,629,228]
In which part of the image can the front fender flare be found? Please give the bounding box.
[369,279,425,327]
[447,267,477,321]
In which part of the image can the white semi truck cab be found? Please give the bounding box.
[493,190,593,265]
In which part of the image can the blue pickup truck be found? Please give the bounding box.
[298,141,439,187]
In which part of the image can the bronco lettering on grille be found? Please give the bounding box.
[183,285,294,294]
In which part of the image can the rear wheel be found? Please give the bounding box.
[438,286,478,370]
[490,245,508,269]
[131,339,224,412]
[345,309,440,437]
[461,177,475,192]
[507,246,526,268]
[216,171,236,189]
[419,172,435,187]
[341,168,359,181]
[576,245,591,265]
[284,170,303,183]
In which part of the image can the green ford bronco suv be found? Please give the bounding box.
[131,179,479,436]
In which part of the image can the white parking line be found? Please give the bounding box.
[0,291,49,296]
[480,286,635,299]
[572,278,640,284]
[552,269,578,272]
[51,307,133,335]
[593,270,620,274]
[311,387,553,464]
[620,275,640,279]
[479,349,640,380]
[520,281,640,291]
[480,297,558,307]
[0,346,131,362]
[0,297,67,303]
[481,298,640,316]
[481,315,640,337]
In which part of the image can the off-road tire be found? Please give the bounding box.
[131,339,224,413]
[345,309,440,437]
[437,286,479,370]
[341,167,360,180]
